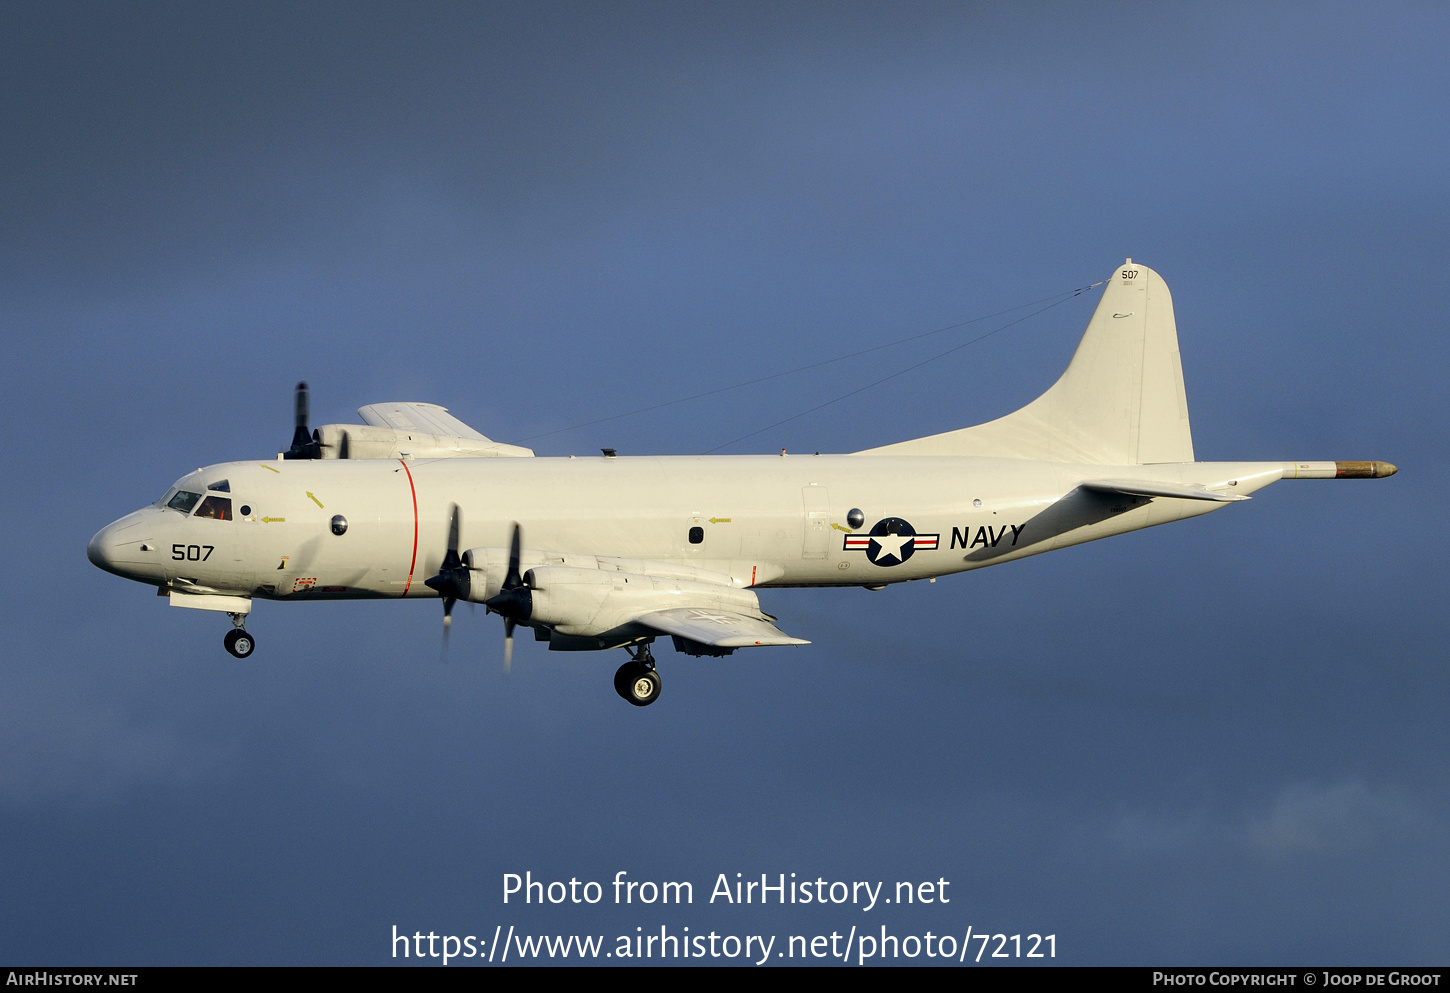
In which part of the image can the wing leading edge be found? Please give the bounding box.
[358,402,490,440]
[310,401,534,459]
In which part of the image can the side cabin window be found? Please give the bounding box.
[166,490,201,514]
[194,495,232,521]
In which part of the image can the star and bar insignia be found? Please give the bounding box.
[841,517,939,566]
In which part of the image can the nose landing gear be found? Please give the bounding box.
[614,642,661,706]
[223,612,255,658]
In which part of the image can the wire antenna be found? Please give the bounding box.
[520,280,1104,443]
[701,290,1093,454]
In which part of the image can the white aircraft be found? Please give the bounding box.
[88,260,1394,706]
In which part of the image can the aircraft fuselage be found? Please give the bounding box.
[89,453,1288,601]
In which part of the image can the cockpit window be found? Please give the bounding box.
[195,495,233,521]
[208,479,230,493]
[167,490,202,514]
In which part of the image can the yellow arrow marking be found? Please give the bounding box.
[709,517,732,524]
[259,464,281,473]
[832,523,854,533]
[307,492,324,508]
[262,517,286,523]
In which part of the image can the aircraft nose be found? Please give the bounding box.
[87,522,121,573]
[87,513,153,578]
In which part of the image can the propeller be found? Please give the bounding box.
[283,381,321,460]
[423,504,470,650]
[484,523,532,673]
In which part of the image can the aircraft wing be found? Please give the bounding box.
[1080,479,1249,502]
[635,607,810,648]
[358,402,491,441]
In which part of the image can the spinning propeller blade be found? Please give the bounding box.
[423,504,469,652]
[485,523,532,673]
[283,382,321,460]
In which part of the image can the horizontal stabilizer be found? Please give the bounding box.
[638,608,809,648]
[1081,479,1249,503]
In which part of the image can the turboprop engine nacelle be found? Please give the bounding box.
[524,566,765,639]
[458,548,756,609]
[458,547,613,604]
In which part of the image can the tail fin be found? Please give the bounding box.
[858,260,1195,464]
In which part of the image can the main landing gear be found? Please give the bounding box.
[614,642,661,707]
[223,612,255,658]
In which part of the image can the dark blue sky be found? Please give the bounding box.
[2,2,1445,965]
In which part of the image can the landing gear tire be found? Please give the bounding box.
[224,628,255,658]
[613,661,634,700]
[614,661,661,706]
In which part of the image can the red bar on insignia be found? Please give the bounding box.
[843,536,871,549]
[913,535,939,549]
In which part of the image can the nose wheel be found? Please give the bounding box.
[224,629,255,658]
[614,643,661,706]
[223,612,255,658]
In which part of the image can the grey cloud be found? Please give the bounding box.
[1247,778,1418,858]
[1108,778,1422,859]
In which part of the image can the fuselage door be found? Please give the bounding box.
[801,485,831,560]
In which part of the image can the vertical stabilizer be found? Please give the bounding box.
[858,260,1195,464]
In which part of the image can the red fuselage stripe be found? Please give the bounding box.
[400,460,418,596]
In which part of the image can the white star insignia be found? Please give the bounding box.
[870,532,913,563]
[686,610,735,625]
